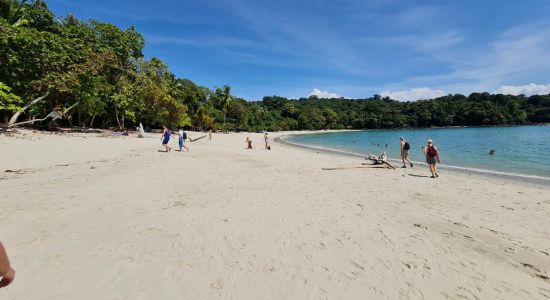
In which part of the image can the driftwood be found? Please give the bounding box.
[365,152,397,170]
[8,101,78,128]
[8,93,49,126]
[323,166,382,171]
[323,152,397,171]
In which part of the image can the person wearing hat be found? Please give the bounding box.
[423,139,441,178]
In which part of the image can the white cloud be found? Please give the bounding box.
[309,88,342,99]
[495,83,550,96]
[380,87,445,101]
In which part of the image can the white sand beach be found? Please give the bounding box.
[1,130,549,299]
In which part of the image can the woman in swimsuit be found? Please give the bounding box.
[161,126,172,152]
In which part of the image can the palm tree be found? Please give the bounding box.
[0,0,35,26]
[216,85,232,127]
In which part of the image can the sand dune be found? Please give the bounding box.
[1,130,549,299]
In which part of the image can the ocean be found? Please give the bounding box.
[283,125,550,181]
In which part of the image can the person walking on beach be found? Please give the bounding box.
[208,130,212,141]
[424,139,441,178]
[161,126,172,152]
[0,242,15,288]
[400,137,413,168]
[246,137,253,149]
[177,129,189,152]
[264,133,271,150]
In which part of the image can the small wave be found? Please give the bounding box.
[280,135,550,182]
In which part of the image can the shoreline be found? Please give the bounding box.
[276,133,550,186]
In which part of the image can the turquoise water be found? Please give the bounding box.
[284,126,550,180]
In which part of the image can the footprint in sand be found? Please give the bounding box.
[210,278,224,289]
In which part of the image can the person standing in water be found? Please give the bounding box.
[424,139,441,178]
[0,242,15,288]
[400,137,413,168]
[177,129,189,152]
[160,126,172,152]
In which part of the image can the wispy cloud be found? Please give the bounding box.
[216,0,369,75]
[399,21,550,96]
[460,22,550,86]
[380,87,445,101]
[145,35,262,49]
[356,31,463,53]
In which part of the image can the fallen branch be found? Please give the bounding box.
[8,101,79,128]
[322,166,381,171]
[8,93,49,127]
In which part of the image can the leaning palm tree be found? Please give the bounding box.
[216,85,233,127]
[0,0,34,26]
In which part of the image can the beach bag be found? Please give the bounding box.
[427,145,437,157]
[182,132,187,139]
[404,142,410,150]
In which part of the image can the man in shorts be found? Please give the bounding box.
[400,137,413,168]
[424,139,441,178]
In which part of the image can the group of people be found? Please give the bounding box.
[160,127,272,152]
[399,137,441,178]
[161,126,190,153]
[246,133,271,150]
[158,126,441,178]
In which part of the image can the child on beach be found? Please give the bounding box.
[246,137,253,149]
[161,126,172,152]
[424,139,441,178]
[0,242,15,288]
[177,129,190,152]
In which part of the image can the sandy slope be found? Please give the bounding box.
[0,130,549,299]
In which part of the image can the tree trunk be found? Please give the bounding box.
[114,107,121,129]
[78,112,83,127]
[90,114,96,128]
[8,93,49,127]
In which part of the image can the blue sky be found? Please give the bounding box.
[48,0,550,101]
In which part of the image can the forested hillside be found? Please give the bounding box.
[1,0,549,131]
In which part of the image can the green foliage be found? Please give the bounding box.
[0,81,21,112]
[1,0,549,130]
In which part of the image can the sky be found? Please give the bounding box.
[47,0,550,101]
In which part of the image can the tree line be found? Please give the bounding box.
[1,0,549,132]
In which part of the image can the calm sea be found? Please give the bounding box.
[283,125,550,180]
